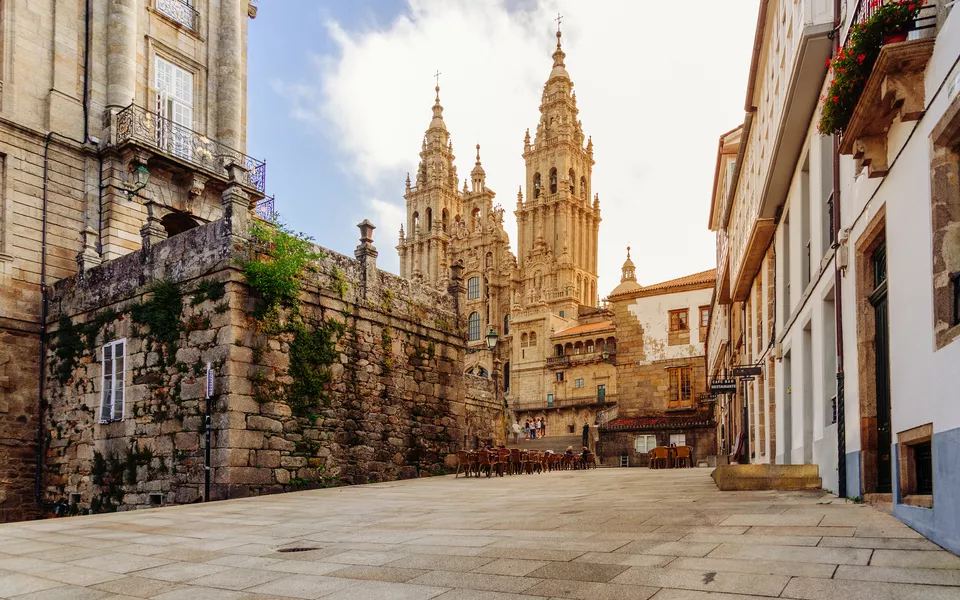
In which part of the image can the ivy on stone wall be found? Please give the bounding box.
[131,280,184,367]
[242,219,321,318]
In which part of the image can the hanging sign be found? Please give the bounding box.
[206,362,214,399]
[710,378,737,394]
[732,365,762,377]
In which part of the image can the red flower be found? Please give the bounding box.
[826,58,832,67]
[833,96,839,103]
[858,53,866,63]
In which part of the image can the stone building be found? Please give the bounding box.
[0,0,265,522]
[598,258,716,467]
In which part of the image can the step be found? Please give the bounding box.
[507,435,583,453]
[711,464,822,491]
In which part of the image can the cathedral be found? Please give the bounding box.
[396,27,604,415]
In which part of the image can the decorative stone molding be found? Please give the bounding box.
[76,227,102,273]
[187,173,208,199]
[840,39,935,178]
[140,201,169,248]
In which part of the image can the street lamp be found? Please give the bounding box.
[128,164,150,198]
[485,326,499,350]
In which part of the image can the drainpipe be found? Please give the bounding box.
[832,0,848,499]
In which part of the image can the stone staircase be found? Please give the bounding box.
[507,435,583,453]
[711,464,822,491]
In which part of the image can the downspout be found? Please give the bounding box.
[38,0,95,512]
[832,0,848,499]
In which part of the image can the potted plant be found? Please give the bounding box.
[818,0,923,135]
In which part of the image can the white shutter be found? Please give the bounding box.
[99,344,113,423]
[155,90,169,149]
[670,434,687,447]
[112,341,125,421]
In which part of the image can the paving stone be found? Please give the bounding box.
[648,590,782,600]
[260,561,346,576]
[870,549,960,569]
[480,547,587,562]
[781,577,960,599]
[31,566,123,586]
[574,552,673,567]
[134,562,232,583]
[668,556,836,578]
[0,573,65,596]
[185,567,285,590]
[471,559,549,576]
[322,550,408,566]
[522,578,661,600]
[244,574,358,599]
[706,542,872,565]
[327,565,429,583]
[6,585,114,600]
[720,513,824,527]
[433,590,543,600]
[680,532,821,546]
[527,561,628,582]
[819,537,940,550]
[70,553,174,574]
[387,554,495,572]
[744,526,855,537]
[611,566,790,597]
[835,565,960,586]
[151,587,257,600]
[321,580,450,600]
[408,571,541,594]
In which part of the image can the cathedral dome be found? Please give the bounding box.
[610,247,641,296]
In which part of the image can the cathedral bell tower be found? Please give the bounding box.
[514,26,601,309]
[397,84,460,286]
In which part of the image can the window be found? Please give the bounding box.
[154,57,194,161]
[559,310,565,318]
[669,434,687,446]
[669,309,689,332]
[503,314,510,335]
[953,272,960,327]
[800,152,811,289]
[99,339,126,423]
[597,383,606,403]
[547,393,554,408]
[556,372,564,382]
[529,331,537,345]
[503,362,510,391]
[569,169,576,194]
[533,173,541,198]
[549,168,558,194]
[667,367,693,408]
[156,0,198,31]
[426,207,433,231]
[700,307,710,328]
[468,312,480,341]
[586,342,594,353]
[575,378,584,389]
[580,176,587,201]
[635,435,656,453]
[467,276,480,300]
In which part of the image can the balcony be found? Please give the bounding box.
[156,0,200,32]
[115,103,267,194]
[546,355,570,368]
[513,395,617,413]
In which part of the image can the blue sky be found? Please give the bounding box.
[247,1,757,293]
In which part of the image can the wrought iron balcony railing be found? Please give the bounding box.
[255,195,276,221]
[844,0,938,46]
[116,103,266,193]
[156,0,200,31]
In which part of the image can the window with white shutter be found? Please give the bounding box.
[99,339,126,423]
[634,435,656,453]
[154,57,194,161]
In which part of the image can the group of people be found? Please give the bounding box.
[512,418,545,441]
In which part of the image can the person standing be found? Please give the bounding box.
[524,420,531,440]
[540,417,547,437]
[582,422,590,448]
[512,420,521,444]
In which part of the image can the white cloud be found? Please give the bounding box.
[283,0,757,294]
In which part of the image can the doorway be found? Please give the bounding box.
[869,242,892,493]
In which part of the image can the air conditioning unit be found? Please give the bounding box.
[836,240,849,272]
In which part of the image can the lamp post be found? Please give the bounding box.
[128,164,150,198]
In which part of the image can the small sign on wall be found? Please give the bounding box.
[205,362,213,399]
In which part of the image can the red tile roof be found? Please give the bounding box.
[553,320,615,338]
[609,268,717,299]
[602,413,715,431]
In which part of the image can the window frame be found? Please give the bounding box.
[952,271,960,327]
[556,371,564,383]
[667,366,693,408]
[634,434,656,453]
[467,276,481,300]
[699,306,710,329]
[575,378,584,389]
[468,312,481,341]
[99,338,127,423]
[669,309,689,332]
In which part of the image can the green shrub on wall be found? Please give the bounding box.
[243,219,322,317]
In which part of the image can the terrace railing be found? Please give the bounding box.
[156,0,200,31]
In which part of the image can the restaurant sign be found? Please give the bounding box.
[710,378,737,394]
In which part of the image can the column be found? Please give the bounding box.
[49,0,83,133]
[218,0,244,150]
[106,0,138,110]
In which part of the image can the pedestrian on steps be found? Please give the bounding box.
[582,423,590,448]
[524,420,531,440]
[512,420,521,444]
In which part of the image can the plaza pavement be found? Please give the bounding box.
[2,468,960,600]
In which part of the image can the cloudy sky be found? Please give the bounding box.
[248,0,758,295]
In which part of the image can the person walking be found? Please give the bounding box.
[540,417,547,437]
[582,422,590,448]
[524,420,531,440]
[536,417,543,438]
[512,420,521,444]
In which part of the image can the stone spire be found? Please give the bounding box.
[471,144,486,191]
[621,246,636,282]
[417,84,456,190]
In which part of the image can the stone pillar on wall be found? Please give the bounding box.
[355,220,378,300]
[106,0,138,111]
[218,0,244,149]
[76,227,102,274]
[221,166,251,244]
[140,200,168,250]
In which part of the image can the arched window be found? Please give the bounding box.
[161,212,199,237]
[471,207,481,232]
[574,342,583,355]
[580,176,587,201]
[586,341,595,353]
[477,367,489,378]
[549,168,558,194]
[591,281,596,306]
[606,337,617,353]
[521,332,529,347]
[426,207,433,231]
[576,275,582,298]
[554,344,563,357]
[442,208,449,232]
[503,314,510,335]
[503,362,510,391]
[596,338,605,353]
[468,312,481,341]
[533,173,541,198]
[412,211,420,232]
[529,331,537,345]
[467,276,481,300]
[569,169,576,194]
[564,342,573,356]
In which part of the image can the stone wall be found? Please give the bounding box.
[599,426,716,468]
[38,216,504,515]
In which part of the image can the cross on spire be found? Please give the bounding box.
[555,12,563,33]
[434,70,441,87]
